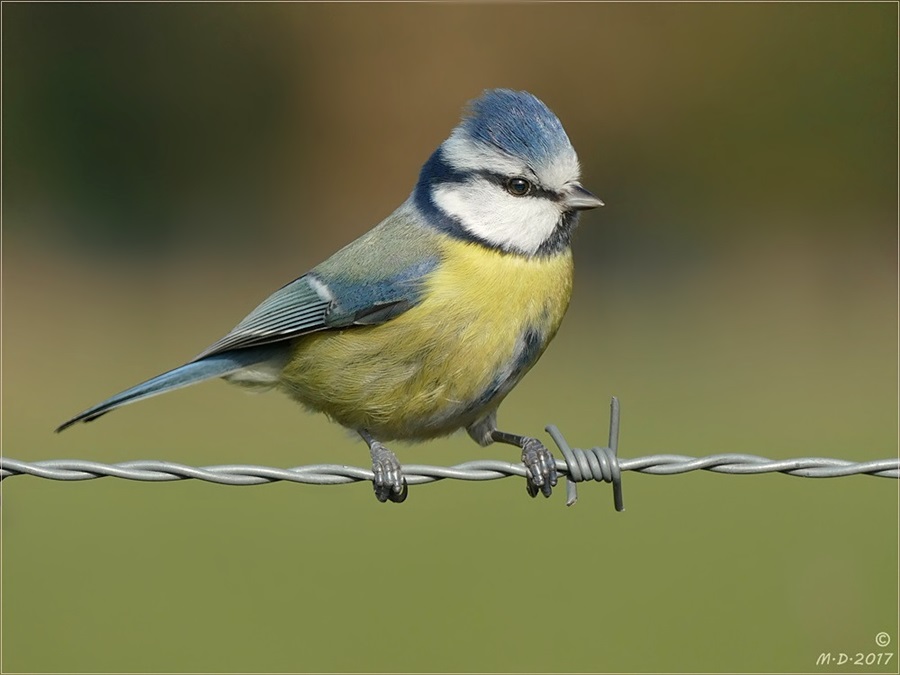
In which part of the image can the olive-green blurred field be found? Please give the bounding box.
[2,3,897,673]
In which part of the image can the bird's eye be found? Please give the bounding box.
[505,177,532,197]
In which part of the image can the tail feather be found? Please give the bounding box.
[56,347,282,433]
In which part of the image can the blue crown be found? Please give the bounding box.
[458,89,573,166]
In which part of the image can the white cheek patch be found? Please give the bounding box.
[433,180,561,255]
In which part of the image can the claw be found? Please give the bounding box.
[521,437,557,499]
[369,441,408,503]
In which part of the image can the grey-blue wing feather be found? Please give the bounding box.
[320,257,438,328]
[313,201,444,328]
[194,259,437,360]
[193,276,331,359]
[196,204,444,358]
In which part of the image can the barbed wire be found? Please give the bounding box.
[2,398,897,511]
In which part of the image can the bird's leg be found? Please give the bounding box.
[491,430,558,498]
[467,414,558,498]
[359,430,408,503]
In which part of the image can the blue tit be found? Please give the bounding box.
[57,88,603,503]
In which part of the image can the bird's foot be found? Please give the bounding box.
[487,429,559,498]
[520,437,558,498]
[369,441,408,503]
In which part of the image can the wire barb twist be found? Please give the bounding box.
[546,396,625,510]
[2,398,897,511]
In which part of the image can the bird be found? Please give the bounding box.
[56,88,603,503]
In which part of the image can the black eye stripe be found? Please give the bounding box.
[471,170,562,202]
[419,150,562,202]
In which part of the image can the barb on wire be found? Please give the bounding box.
[1,398,897,512]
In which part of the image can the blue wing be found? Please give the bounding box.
[196,205,444,357]
[192,276,331,359]
[193,261,440,359]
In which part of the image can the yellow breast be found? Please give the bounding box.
[280,238,574,440]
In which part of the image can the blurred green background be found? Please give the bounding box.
[2,3,897,673]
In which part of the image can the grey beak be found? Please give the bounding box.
[566,184,604,211]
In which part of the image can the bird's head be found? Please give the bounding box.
[415,89,602,257]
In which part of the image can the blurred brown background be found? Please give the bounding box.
[2,3,897,673]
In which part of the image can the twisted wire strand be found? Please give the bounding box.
[3,398,897,511]
[3,456,895,485]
